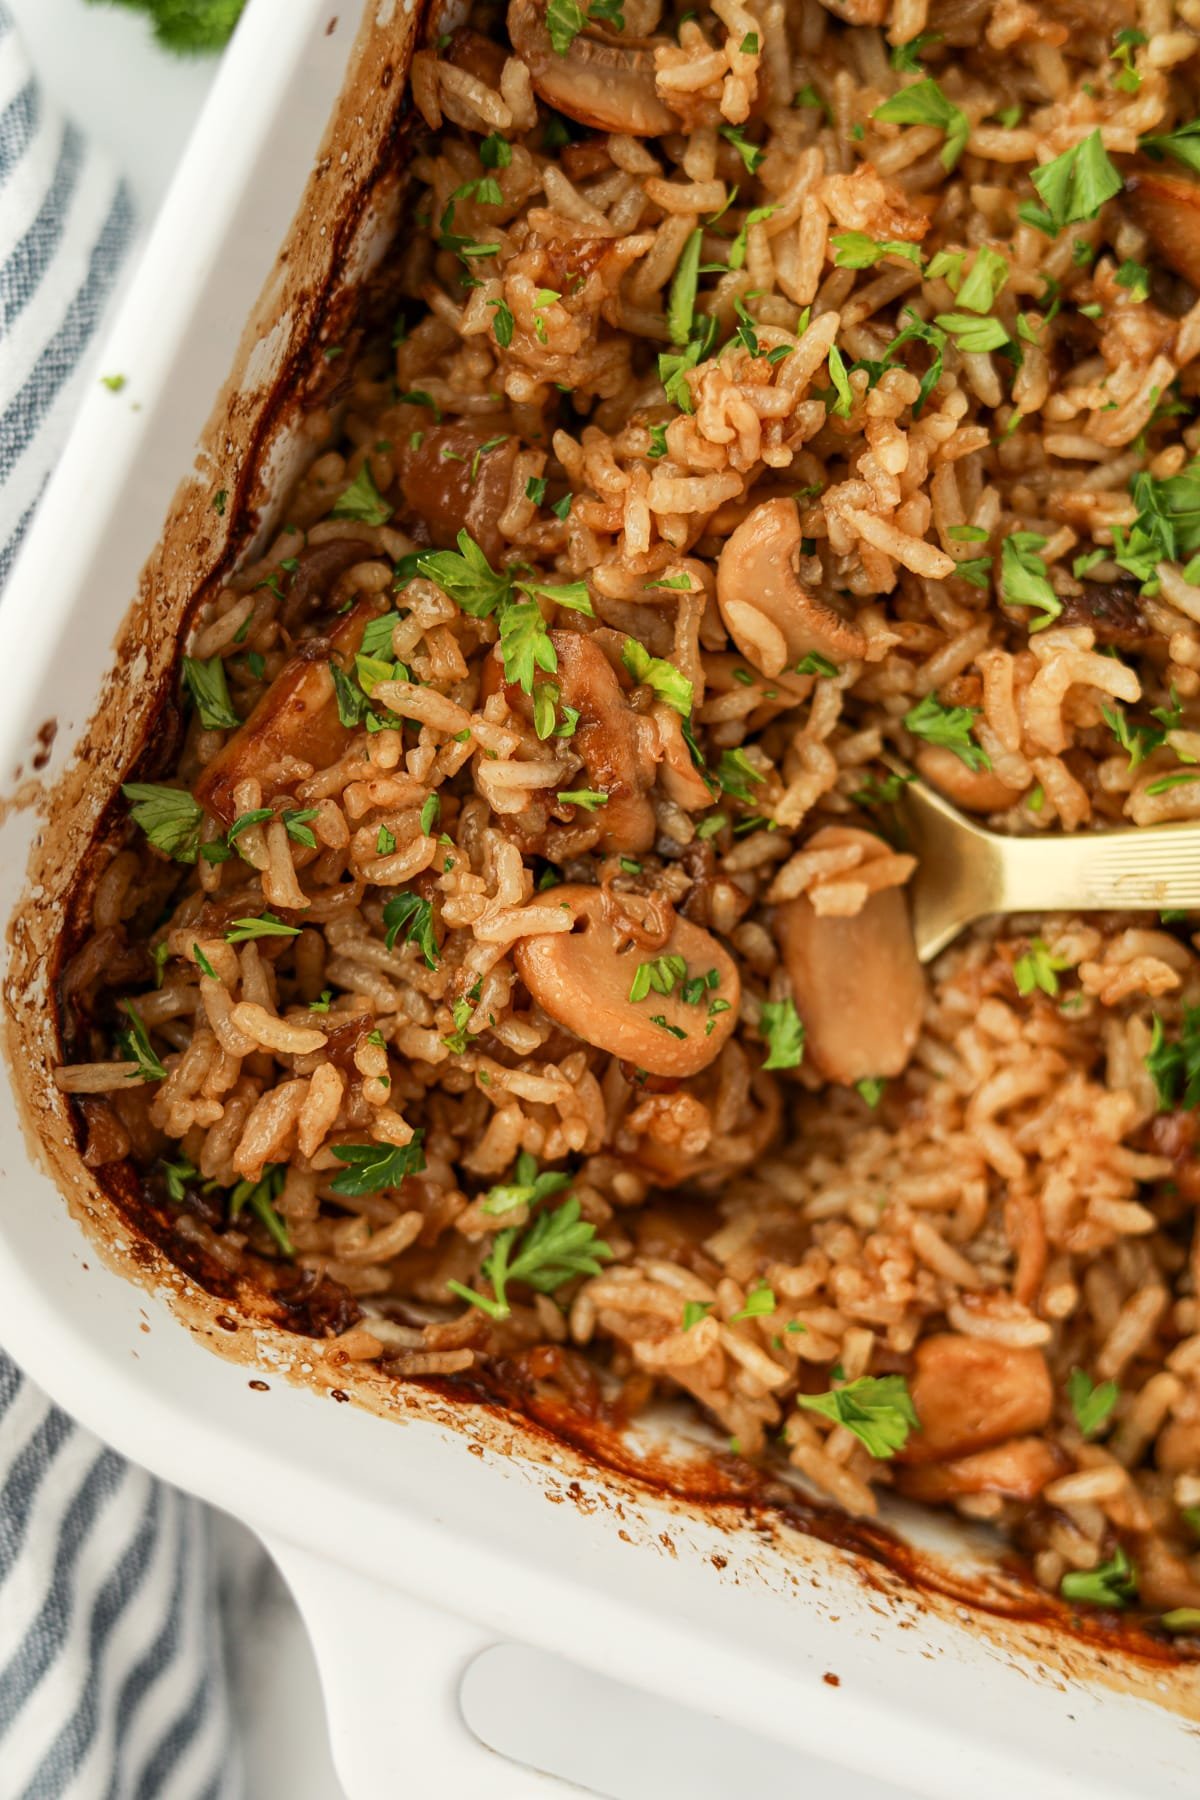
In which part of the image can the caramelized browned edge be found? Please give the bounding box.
[2,0,1198,1716]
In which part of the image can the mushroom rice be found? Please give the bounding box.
[55,0,1200,1626]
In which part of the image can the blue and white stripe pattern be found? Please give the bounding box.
[0,0,134,580]
[0,7,243,1793]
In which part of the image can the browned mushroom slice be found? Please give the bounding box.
[485,633,659,854]
[716,499,866,679]
[396,424,520,565]
[900,1335,1054,1464]
[914,744,1028,814]
[514,884,740,1077]
[651,702,713,810]
[1056,576,1149,651]
[774,849,924,1085]
[507,0,676,136]
[1125,168,1200,291]
[195,597,384,826]
[896,1436,1065,1503]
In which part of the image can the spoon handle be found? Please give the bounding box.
[993,821,1200,914]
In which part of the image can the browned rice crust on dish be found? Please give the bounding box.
[54,0,1200,1624]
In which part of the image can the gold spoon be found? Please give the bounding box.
[883,755,1200,963]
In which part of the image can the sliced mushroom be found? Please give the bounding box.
[651,702,713,810]
[914,744,1029,814]
[1125,169,1200,291]
[900,1335,1054,1464]
[514,884,740,1077]
[396,423,520,565]
[896,1436,1066,1504]
[507,0,675,135]
[775,836,924,1084]
[716,499,866,679]
[1056,576,1149,651]
[486,632,659,854]
[195,597,384,826]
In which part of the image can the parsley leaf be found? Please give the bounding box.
[903,691,991,771]
[122,782,204,863]
[1024,132,1123,235]
[682,1299,713,1330]
[760,998,805,1070]
[891,30,943,72]
[873,78,969,171]
[1145,1007,1200,1111]
[717,747,765,800]
[1142,115,1200,176]
[417,530,511,617]
[1068,1368,1119,1439]
[1000,532,1062,631]
[831,232,922,270]
[331,464,392,526]
[1060,1546,1136,1609]
[954,244,1009,314]
[490,299,515,347]
[116,1001,166,1082]
[224,913,301,943]
[329,1133,427,1197]
[719,123,765,173]
[448,1195,613,1320]
[556,788,608,811]
[480,1149,572,1217]
[658,339,706,413]
[498,599,556,693]
[1013,938,1072,997]
[382,892,439,967]
[667,227,703,347]
[730,1281,776,1322]
[181,656,239,730]
[935,310,1010,353]
[796,1373,919,1458]
[621,637,693,714]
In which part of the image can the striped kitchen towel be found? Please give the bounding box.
[0,7,243,1796]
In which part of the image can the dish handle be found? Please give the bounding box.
[264,1533,594,1799]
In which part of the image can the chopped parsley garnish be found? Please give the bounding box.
[1110,28,1145,92]
[499,600,557,693]
[621,637,693,714]
[228,1165,293,1257]
[331,464,392,526]
[825,343,854,418]
[1142,115,1200,175]
[730,1281,776,1322]
[329,1133,426,1197]
[481,1150,572,1217]
[526,475,548,505]
[879,309,946,415]
[667,228,702,347]
[729,203,775,271]
[872,78,969,171]
[545,0,625,53]
[831,232,922,270]
[1013,939,1072,998]
[856,1077,887,1107]
[283,807,319,849]
[1068,1368,1119,1439]
[161,1158,197,1202]
[760,998,805,1070]
[682,1299,713,1330]
[1020,132,1123,236]
[227,806,273,846]
[1060,1546,1136,1609]
[1115,258,1149,303]
[1112,462,1200,587]
[181,656,239,730]
[480,132,512,168]
[382,892,439,967]
[330,663,368,728]
[557,788,608,811]
[658,339,706,413]
[1145,1007,1200,1111]
[650,1014,688,1039]
[954,244,1009,313]
[1000,532,1062,631]
[796,651,839,677]
[448,1195,612,1320]
[100,373,126,392]
[419,794,440,835]
[224,913,301,943]
[122,782,204,864]
[416,532,591,693]
[719,123,765,174]
[629,953,688,1003]
[935,310,1010,354]
[796,1373,919,1458]
[309,989,333,1013]
[891,30,943,71]
[717,747,765,800]
[489,299,515,347]
[903,692,990,771]
[117,1001,166,1082]
[360,613,399,660]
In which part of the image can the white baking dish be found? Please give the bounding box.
[0,3,1197,1794]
